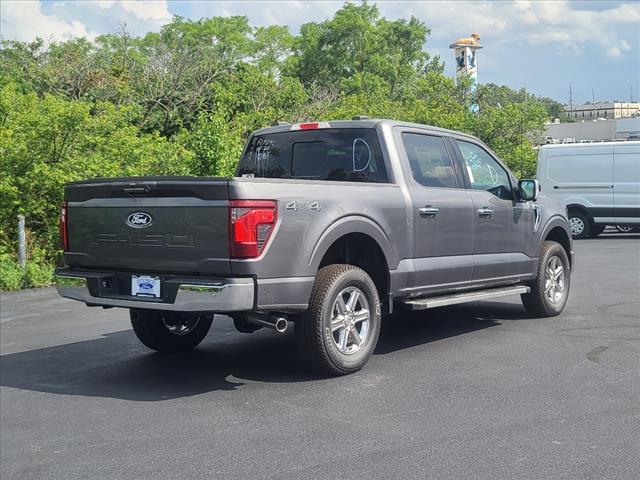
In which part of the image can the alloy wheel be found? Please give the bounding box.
[544,256,566,304]
[329,287,371,355]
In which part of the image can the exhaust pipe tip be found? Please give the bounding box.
[274,317,288,333]
[245,313,288,333]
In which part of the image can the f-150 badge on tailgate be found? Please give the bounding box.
[127,212,153,228]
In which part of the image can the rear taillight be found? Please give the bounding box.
[59,201,68,251]
[229,200,277,258]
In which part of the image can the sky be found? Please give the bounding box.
[1,0,639,105]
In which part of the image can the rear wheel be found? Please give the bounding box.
[296,265,381,376]
[568,211,590,239]
[521,241,570,317]
[616,225,636,233]
[130,309,213,352]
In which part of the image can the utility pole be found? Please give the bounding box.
[569,83,573,113]
[592,88,595,105]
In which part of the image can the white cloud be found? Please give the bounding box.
[607,46,621,57]
[119,1,171,21]
[1,0,97,41]
[80,0,170,20]
[84,1,115,10]
[0,1,172,42]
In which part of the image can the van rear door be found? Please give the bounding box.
[613,143,640,225]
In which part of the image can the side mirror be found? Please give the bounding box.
[518,179,539,202]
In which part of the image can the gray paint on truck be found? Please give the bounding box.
[58,119,572,313]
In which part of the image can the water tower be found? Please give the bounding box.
[450,33,483,112]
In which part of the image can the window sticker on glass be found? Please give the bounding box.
[254,138,275,176]
[352,138,372,172]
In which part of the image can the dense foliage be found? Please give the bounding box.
[0,2,562,289]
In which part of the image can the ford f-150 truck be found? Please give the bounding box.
[56,118,574,375]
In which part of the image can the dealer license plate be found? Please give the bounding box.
[131,275,161,298]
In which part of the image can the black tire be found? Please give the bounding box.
[296,265,381,376]
[521,241,571,317]
[589,224,606,237]
[130,309,213,352]
[568,210,590,239]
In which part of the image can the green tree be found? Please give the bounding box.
[286,1,433,98]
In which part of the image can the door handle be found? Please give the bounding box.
[477,207,494,218]
[418,206,439,218]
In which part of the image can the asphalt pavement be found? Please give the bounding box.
[1,233,639,479]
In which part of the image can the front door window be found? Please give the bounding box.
[455,140,513,201]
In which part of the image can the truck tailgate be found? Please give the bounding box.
[63,177,231,275]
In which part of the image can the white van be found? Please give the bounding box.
[537,141,640,238]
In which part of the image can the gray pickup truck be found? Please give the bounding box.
[56,119,574,375]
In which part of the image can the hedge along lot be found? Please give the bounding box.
[0,3,558,290]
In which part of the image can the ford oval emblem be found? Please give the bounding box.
[127,212,153,228]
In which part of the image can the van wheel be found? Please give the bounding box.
[616,225,636,233]
[130,309,213,352]
[296,265,381,376]
[521,241,571,317]
[568,211,590,239]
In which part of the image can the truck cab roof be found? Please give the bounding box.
[253,119,482,143]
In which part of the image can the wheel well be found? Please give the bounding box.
[566,204,593,224]
[545,226,572,268]
[318,233,389,307]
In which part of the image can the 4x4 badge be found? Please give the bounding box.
[286,201,321,212]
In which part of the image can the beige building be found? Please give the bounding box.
[565,102,640,120]
[542,117,640,144]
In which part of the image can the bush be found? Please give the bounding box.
[0,253,55,291]
[24,261,55,288]
[0,256,24,290]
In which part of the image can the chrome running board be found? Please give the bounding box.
[403,285,530,310]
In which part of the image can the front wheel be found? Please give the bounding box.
[296,265,381,376]
[130,309,213,352]
[521,241,571,317]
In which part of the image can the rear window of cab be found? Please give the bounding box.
[237,128,389,183]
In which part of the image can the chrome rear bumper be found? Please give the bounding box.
[55,269,254,312]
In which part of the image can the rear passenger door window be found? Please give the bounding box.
[401,133,458,189]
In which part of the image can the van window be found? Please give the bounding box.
[237,128,389,183]
[546,149,613,184]
[614,144,640,182]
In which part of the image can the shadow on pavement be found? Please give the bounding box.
[0,302,530,401]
